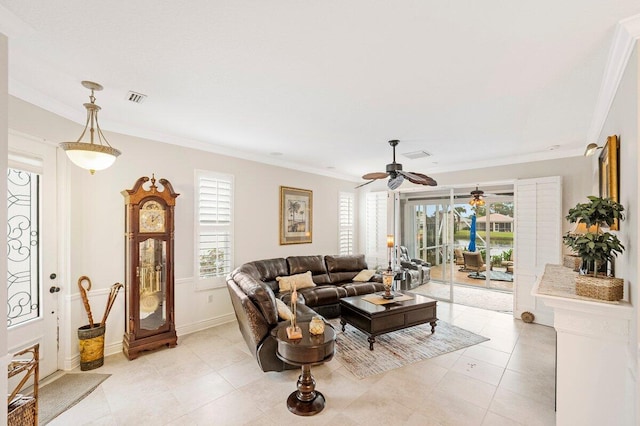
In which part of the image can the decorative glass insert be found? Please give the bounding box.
[7,168,40,327]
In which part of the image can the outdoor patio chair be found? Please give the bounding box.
[501,251,514,273]
[463,251,486,277]
[454,248,465,266]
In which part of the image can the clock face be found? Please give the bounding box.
[139,200,165,233]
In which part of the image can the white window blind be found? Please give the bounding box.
[338,192,355,255]
[195,170,234,288]
[365,191,387,269]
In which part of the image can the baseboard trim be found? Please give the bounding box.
[63,314,238,370]
[176,313,237,336]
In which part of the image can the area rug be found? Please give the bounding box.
[330,319,488,379]
[468,270,514,282]
[411,282,513,313]
[38,373,110,425]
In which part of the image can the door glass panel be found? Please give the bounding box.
[138,238,166,330]
[7,168,40,327]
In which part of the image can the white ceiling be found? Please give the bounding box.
[1,1,640,182]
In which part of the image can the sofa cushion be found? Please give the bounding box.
[250,258,288,293]
[275,298,293,320]
[287,255,331,285]
[231,266,278,326]
[325,254,368,284]
[276,271,316,293]
[352,269,377,282]
[297,285,348,307]
[341,281,386,297]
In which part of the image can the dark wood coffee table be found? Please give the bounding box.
[340,292,437,350]
[273,321,336,416]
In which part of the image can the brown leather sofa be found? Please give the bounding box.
[226,254,383,372]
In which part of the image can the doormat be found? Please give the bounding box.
[38,373,110,425]
[330,319,488,379]
[468,270,514,282]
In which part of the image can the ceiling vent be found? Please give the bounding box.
[126,91,147,104]
[402,150,431,160]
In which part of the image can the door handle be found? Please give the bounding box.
[49,286,61,293]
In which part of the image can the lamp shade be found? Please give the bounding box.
[584,143,601,157]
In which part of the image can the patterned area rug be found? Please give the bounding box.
[330,318,488,379]
[38,373,110,425]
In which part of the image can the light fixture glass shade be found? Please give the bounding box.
[60,142,121,172]
[584,143,601,157]
[60,81,121,174]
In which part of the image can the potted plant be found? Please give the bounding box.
[563,196,625,301]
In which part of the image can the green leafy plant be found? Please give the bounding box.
[563,196,625,278]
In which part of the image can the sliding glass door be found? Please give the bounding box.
[401,185,515,304]
[403,189,455,301]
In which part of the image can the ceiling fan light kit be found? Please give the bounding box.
[469,186,486,207]
[357,140,437,189]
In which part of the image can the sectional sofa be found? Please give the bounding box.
[226,254,384,372]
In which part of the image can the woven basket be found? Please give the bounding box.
[8,396,36,426]
[575,275,623,301]
[563,255,582,271]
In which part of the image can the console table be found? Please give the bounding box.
[533,264,633,426]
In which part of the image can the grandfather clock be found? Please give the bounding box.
[122,175,179,360]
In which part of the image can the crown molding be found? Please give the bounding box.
[587,14,640,143]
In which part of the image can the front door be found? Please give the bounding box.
[7,132,59,378]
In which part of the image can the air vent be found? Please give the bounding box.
[126,91,147,104]
[402,150,431,160]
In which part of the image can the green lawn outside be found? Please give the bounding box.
[454,230,514,243]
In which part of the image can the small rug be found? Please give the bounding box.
[38,373,110,425]
[330,319,488,379]
[468,270,514,282]
[411,282,513,313]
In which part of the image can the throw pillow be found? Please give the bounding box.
[352,269,376,282]
[276,271,316,292]
[275,298,293,320]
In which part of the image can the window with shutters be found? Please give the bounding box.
[365,191,387,269]
[195,170,234,289]
[338,192,355,255]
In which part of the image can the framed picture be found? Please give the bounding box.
[280,186,313,245]
[599,134,619,230]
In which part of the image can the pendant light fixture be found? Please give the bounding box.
[60,81,121,174]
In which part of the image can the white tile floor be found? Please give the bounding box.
[50,302,556,425]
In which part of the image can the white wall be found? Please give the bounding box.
[8,96,357,367]
[1,32,9,424]
[596,44,639,424]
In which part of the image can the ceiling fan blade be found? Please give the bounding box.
[362,172,388,180]
[355,180,376,189]
[388,174,404,190]
[407,172,437,186]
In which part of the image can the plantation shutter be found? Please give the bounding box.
[365,191,388,269]
[196,171,234,288]
[338,192,355,255]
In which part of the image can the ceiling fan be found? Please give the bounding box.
[469,186,486,207]
[356,140,437,189]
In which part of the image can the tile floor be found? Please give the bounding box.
[50,302,556,425]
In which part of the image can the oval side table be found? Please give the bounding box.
[273,321,336,416]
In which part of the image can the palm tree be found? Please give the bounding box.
[288,200,300,230]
